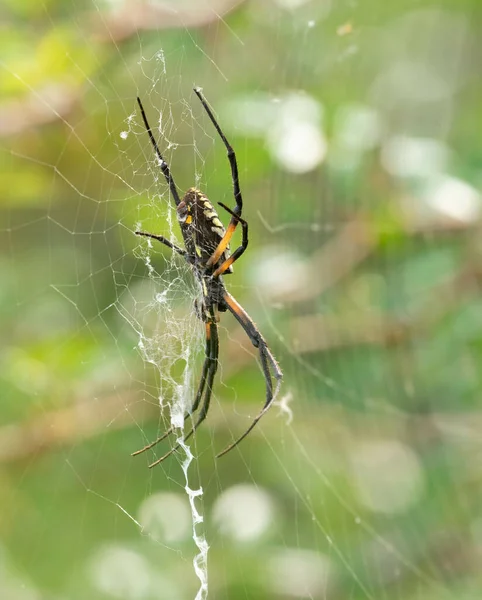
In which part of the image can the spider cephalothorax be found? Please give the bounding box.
[133,88,282,466]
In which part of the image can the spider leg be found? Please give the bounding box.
[137,97,182,207]
[131,426,174,457]
[148,317,219,467]
[193,88,245,269]
[206,218,239,269]
[217,291,282,458]
[135,231,186,257]
[132,321,212,459]
[212,202,248,277]
[193,88,243,215]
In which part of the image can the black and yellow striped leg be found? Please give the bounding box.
[217,291,282,458]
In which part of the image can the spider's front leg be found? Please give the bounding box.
[193,87,243,215]
[136,231,198,268]
[193,88,245,271]
[135,231,186,257]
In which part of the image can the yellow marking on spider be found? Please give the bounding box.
[186,215,192,224]
[211,226,224,237]
[212,217,223,228]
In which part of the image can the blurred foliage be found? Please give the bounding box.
[2,0,482,599]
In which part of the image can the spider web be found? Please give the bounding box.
[1,1,481,600]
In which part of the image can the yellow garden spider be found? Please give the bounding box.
[133,88,282,466]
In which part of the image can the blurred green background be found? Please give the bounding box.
[2,0,482,598]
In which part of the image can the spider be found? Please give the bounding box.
[133,88,282,466]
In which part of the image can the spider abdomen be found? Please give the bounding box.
[179,188,233,273]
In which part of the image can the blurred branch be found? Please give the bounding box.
[271,214,481,305]
[311,219,376,297]
[1,0,244,138]
[90,0,245,43]
[0,84,78,137]
[0,392,142,464]
[290,260,482,354]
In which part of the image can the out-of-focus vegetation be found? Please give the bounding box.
[2,0,482,598]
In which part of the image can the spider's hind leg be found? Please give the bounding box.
[131,320,213,462]
[147,317,219,467]
[217,291,282,458]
